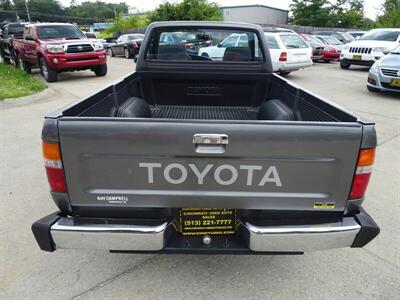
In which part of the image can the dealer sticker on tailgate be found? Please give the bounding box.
[179,208,237,236]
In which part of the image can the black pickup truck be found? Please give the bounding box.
[0,22,26,66]
[32,22,379,255]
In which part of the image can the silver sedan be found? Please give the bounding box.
[367,45,400,93]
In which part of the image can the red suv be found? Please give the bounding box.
[13,23,107,82]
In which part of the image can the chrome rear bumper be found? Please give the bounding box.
[31,214,374,253]
[51,218,170,251]
[243,218,361,252]
[32,209,378,253]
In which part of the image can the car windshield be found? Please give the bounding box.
[37,25,86,40]
[304,35,324,45]
[325,36,343,45]
[145,28,264,63]
[8,24,25,34]
[360,30,400,41]
[279,34,309,49]
[342,32,355,40]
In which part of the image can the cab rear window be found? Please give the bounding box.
[145,28,264,63]
[279,34,309,49]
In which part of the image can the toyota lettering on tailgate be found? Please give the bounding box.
[139,163,282,187]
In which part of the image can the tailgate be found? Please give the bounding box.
[59,119,362,211]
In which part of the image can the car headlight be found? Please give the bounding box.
[93,41,104,51]
[373,47,388,53]
[46,44,64,53]
[369,62,379,73]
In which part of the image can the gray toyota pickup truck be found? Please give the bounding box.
[33,22,379,255]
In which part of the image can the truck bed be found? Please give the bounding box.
[60,72,356,123]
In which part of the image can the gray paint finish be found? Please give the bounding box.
[59,119,362,211]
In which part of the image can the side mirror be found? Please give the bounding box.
[25,34,35,41]
[217,43,223,48]
[134,55,138,63]
[383,49,390,55]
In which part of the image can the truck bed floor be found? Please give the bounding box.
[150,105,259,120]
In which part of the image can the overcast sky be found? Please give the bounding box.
[59,0,384,20]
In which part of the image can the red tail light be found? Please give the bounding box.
[279,52,287,62]
[349,149,375,200]
[45,167,67,193]
[43,141,67,193]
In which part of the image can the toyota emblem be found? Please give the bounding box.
[397,71,400,77]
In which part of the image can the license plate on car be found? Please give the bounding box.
[389,79,400,87]
[179,208,237,236]
[353,55,362,61]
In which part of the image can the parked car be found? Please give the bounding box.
[198,33,248,60]
[13,23,107,82]
[102,37,116,52]
[313,31,355,44]
[0,22,27,66]
[32,21,379,255]
[107,34,144,59]
[300,34,324,61]
[347,31,367,40]
[263,29,313,75]
[314,35,345,52]
[340,28,400,69]
[367,45,400,93]
[159,31,212,55]
[301,34,341,62]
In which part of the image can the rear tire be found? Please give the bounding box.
[18,57,31,73]
[340,61,351,69]
[124,47,132,59]
[10,53,18,68]
[367,85,379,92]
[94,64,107,76]
[107,48,114,57]
[40,58,58,82]
[279,71,291,76]
[201,52,209,58]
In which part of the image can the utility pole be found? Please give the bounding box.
[25,0,31,22]
[114,7,117,19]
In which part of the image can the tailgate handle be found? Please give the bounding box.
[193,134,228,154]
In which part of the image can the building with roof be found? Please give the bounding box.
[220,4,289,25]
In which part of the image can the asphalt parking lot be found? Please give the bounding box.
[1,58,399,299]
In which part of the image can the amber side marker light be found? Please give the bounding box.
[349,148,375,200]
[42,141,67,193]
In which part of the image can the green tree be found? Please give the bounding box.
[330,0,373,28]
[289,0,332,27]
[107,14,147,34]
[383,0,399,11]
[0,0,15,21]
[376,0,400,27]
[290,0,372,28]
[148,0,222,23]
[12,0,63,21]
[0,0,14,10]
[65,1,128,22]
